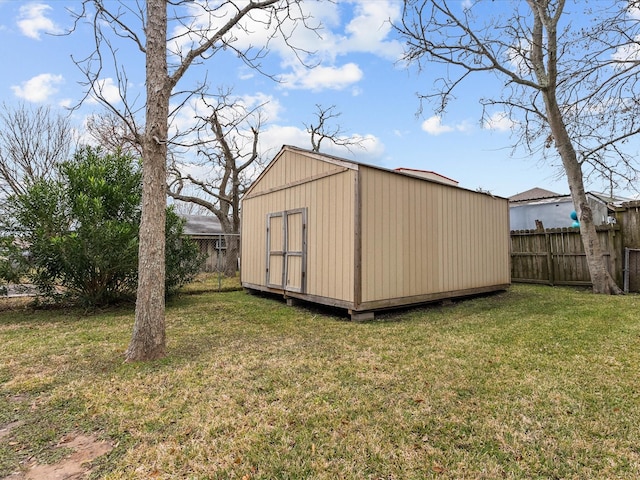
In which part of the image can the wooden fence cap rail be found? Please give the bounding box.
[510,225,620,234]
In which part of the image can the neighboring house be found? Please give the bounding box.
[508,188,623,231]
[241,145,511,320]
[180,214,229,272]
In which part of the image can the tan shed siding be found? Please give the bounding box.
[307,170,355,301]
[241,152,355,303]
[241,189,286,287]
[247,150,338,194]
[360,167,509,303]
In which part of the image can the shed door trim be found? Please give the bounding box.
[266,208,307,293]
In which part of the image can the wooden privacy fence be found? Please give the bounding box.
[510,226,623,287]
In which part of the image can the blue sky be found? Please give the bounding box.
[0,0,635,199]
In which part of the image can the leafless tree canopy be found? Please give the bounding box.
[0,103,75,199]
[397,0,640,294]
[398,0,640,194]
[305,104,366,153]
[167,89,266,275]
[85,111,142,156]
[70,0,318,149]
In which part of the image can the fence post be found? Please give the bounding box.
[545,230,554,286]
[216,233,223,291]
[624,247,630,294]
[608,227,621,287]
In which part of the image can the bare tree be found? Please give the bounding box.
[0,103,75,200]
[72,0,317,361]
[304,104,365,153]
[168,89,266,276]
[397,0,640,294]
[85,111,142,156]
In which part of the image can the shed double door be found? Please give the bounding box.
[266,208,307,293]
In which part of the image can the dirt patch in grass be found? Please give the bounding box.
[0,421,24,440]
[3,433,112,480]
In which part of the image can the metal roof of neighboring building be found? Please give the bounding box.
[509,187,561,202]
[180,214,223,236]
[394,167,459,186]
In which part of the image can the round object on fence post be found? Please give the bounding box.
[570,210,579,228]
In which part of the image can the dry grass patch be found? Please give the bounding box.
[178,272,242,294]
[1,285,640,478]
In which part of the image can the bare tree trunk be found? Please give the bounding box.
[125,0,169,361]
[544,95,622,294]
[224,234,239,277]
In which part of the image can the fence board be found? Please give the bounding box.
[510,226,622,287]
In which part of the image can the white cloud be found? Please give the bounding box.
[280,63,363,91]
[422,116,452,135]
[609,5,640,68]
[483,112,516,132]
[168,1,400,92]
[239,92,282,122]
[259,125,385,163]
[627,2,640,20]
[11,73,63,102]
[506,39,532,76]
[260,125,310,154]
[17,3,62,40]
[421,116,471,136]
[612,35,640,67]
[87,78,122,105]
[334,0,404,61]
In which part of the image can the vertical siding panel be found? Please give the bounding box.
[428,185,437,293]
[458,191,467,288]
[369,169,378,300]
[467,192,475,287]
[467,193,476,287]
[380,170,387,299]
[381,172,390,299]
[479,197,488,286]
[415,180,424,295]
[361,169,372,302]
[392,175,400,298]
[333,174,342,299]
[441,188,450,291]
[306,179,314,294]
[445,187,453,291]
[312,176,320,295]
[408,179,417,296]
[321,177,330,297]
[347,171,356,302]
[400,178,409,296]
[404,178,414,296]
[364,169,371,302]
[457,191,466,288]
[451,189,459,290]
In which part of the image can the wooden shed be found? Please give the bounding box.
[241,145,510,320]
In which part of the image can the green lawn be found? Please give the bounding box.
[1,284,639,479]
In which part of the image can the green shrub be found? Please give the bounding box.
[5,146,203,306]
[0,236,28,296]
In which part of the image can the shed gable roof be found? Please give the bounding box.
[245,145,506,200]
